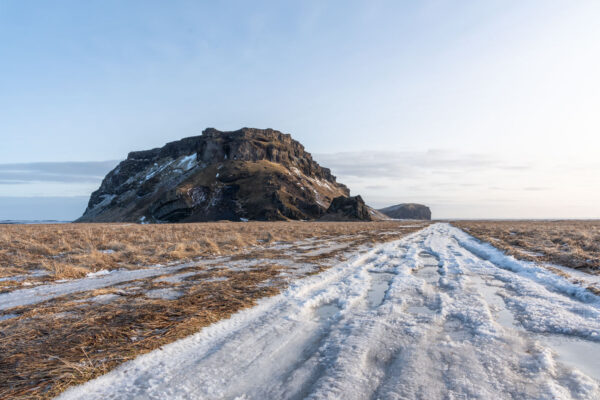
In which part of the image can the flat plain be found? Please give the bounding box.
[453,220,600,293]
[0,221,429,399]
[2,220,600,399]
[453,220,600,270]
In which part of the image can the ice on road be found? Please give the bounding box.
[58,223,600,400]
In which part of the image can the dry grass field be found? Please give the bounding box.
[1,221,423,286]
[453,220,600,273]
[0,221,429,399]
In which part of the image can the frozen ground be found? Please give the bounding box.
[0,234,356,311]
[0,259,225,311]
[57,223,600,399]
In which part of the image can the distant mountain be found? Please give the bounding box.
[77,128,372,222]
[378,203,431,220]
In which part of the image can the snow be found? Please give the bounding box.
[144,159,175,181]
[176,154,197,171]
[0,269,47,282]
[119,154,198,198]
[290,166,302,176]
[146,288,182,300]
[543,262,600,288]
[86,269,111,278]
[0,261,221,311]
[311,177,333,190]
[311,189,328,208]
[1,232,357,312]
[57,224,600,400]
[86,293,121,304]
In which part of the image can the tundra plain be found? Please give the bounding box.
[454,220,600,294]
[2,220,600,399]
[0,221,428,399]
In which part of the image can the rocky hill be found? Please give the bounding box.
[321,195,388,221]
[77,128,354,222]
[378,203,431,220]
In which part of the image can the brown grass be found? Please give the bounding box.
[0,221,425,284]
[452,220,600,272]
[1,267,282,399]
[0,220,429,399]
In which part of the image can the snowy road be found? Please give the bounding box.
[58,223,600,400]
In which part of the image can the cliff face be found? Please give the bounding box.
[378,203,431,220]
[77,128,350,222]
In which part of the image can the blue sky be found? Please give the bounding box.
[1,1,599,220]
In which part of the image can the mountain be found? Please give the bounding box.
[378,203,431,220]
[77,128,353,222]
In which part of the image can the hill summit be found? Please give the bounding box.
[77,128,355,222]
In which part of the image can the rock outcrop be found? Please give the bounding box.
[320,195,389,221]
[322,195,372,221]
[77,128,351,222]
[378,203,431,220]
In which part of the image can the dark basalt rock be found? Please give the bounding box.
[322,195,373,221]
[378,203,431,220]
[76,128,350,223]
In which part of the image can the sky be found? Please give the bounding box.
[1,0,599,220]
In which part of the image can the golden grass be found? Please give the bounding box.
[0,221,425,284]
[0,221,429,399]
[452,220,600,272]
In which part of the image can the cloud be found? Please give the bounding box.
[312,150,600,218]
[314,150,529,180]
[0,161,119,184]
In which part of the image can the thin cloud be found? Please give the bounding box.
[314,150,530,180]
[0,161,119,184]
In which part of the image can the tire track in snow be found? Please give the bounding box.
[58,224,600,400]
